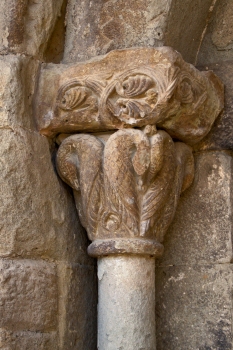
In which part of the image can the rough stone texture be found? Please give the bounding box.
[165,0,215,64]
[0,259,57,332]
[0,0,231,349]
[64,0,169,63]
[0,21,97,350]
[197,0,233,66]
[0,0,64,58]
[63,0,215,64]
[0,329,58,350]
[43,0,68,64]
[156,264,233,350]
[0,55,39,131]
[158,151,233,266]
[58,262,97,349]
[0,128,91,264]
[194,2,233,152]
[194,61,233,151]
[98,256,156,350]
[155,151,233,349]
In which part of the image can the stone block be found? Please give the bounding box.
[0,55,39,131]
[0,127,93,265]
[197,0,233,65]
[194,61,233,151]
[64,0,214,64]
[165,0,214,64]
[58,262,97,350]
[0,259,57,332]
[155,264,233,350]
[0,329,57,350]
[158,151,233,266]
[0,0,63,57]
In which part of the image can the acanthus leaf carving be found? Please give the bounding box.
[56,128,194,247]
[56,134,104,241]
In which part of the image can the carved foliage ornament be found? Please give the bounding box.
[36,47,223,257]
[37,47,224,145]
[56,127,194,256]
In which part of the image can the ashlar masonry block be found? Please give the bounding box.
[0,259,57,332]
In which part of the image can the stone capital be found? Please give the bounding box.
[56,127,194,258]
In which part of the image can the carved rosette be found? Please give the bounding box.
[56,127,194,258]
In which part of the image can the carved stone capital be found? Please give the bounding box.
[56,127,194,257]
[37,47,223,145]
[38,46,224,257]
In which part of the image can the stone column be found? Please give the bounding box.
[55,127,194,349]
[35,47,224,349]
[97,256,156,350]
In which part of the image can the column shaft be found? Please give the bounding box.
[97,255,156,350]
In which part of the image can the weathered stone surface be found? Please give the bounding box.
[98,256,155,350]
[158,151,233,266]
[0,329,57,350]
[155,264,233,350]
[0,259,57,332]
[64,0,169,63]
[64,0,215,65]
[0,55,39,131]
[0,128,92,265]
[43,0,68,64]
[37,47,223,145]
[58,262,97,350]
[0,0,63,57]
[194,61,233,151]
[165,0,215,64]
[197,0,233,66]
[56,129,194,257]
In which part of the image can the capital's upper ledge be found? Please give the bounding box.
[35,46,224,145]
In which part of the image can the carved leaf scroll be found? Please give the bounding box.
[37,47,223,145]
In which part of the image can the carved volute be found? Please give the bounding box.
[37,47,224,258]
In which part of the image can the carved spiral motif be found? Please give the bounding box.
[59,87,89,111]
[176,79,194,104]
[115,75,153,98]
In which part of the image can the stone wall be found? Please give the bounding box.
[156,0,233,348]
[0,0,233,349]
[0,1,97,349]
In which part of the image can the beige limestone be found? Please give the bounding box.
[197,0,233,65]
[0,259,57,332]
[63,0,215,64]
[53,46,224,350]
[98,256,156,350]
[0,0,229,348]
[158,151,233,266]
[156,264,233,350]
[0,128,89,263]
[0,329,58,350]
[0,55,39,131]
[37,47,223,145]
[57,262,97,349]
[56,128,194,249]
[155,151,233,349]
[0,36,97,349]
[0,0,64,58]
